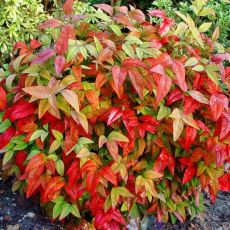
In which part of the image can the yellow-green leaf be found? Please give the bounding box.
[108,131,129,142]
[199,22,212,33]
[185,57,198,67]
[56,159,65,176]
[173,118,184,141]
[49,140,62,153]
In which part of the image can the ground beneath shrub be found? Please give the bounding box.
[0,177,229,230]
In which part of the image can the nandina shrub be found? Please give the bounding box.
[0,0,230,228]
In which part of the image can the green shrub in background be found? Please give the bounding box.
[152,0,230,48]
[0,0,98,64]
[0,0,47,64]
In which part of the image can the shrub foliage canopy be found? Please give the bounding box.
[0,0,229,228]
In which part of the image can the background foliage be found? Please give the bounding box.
[0,0,229,64]
[0,0,47,64]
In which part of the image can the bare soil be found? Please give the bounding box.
[0,177,229,230]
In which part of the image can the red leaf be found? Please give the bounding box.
[156,74,172,105]
[148,10,166,19]
[42,176,65,202]
[159,18,173,36]
[30,39,42,50]
[168,153,175,175]
[182,165,197,184]
[56,24,75,55]
[171,61,187,92]
[112,66,127,90]
[3,101,36,121]
[0,127,15,150]
[128,70,144,99]
[108,208,126,226]
[183,126,197,152]
[139,115,159,126]
[166,89,183,106]
[190,148,204,163]
[150,64,165,75]
[113,14,132,27]
[220,112,230,139]
[98,48,113,63]
[94,4,113,16]
[55,55,66,74]
[0,86,7,110]
[13,42,27,50]
[153,148,169,172]
[219,173,230,191]
[128,9,146,23]
[107,107,123,125]
[39,19,62,29]
[25,153,45,173]
[210,93,228,121]
[183,96,200,114]
[63,0,74,15]
[96,72,107,90]
[18,115,37,133]
[27,176,42,198]
[101,166,117,186]
[32,48,56,64]
[65,183,85,200]
[64,121,79,153]
[15,151,27,174]
[122,58,147,68]
[122,110,139,134]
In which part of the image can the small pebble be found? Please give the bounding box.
[26,212,35,218]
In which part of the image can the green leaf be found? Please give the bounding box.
[52,196,64,204]
[104,195,112,212]
[49,140,62,154]
[79,46,88,59]
[26,150,41,160]
[0,119,11,133]
[56,159,64,176]
[111,188,120,209]
[199,22,212,33]
[53,203,63,219]
[108,131,129,142]
[78,137,94,145]
[30,130,47,142]
[125,35,143,45]
[11,135,24,144]
[192,65,204,72]
[52,130,63,141]
[116,187,134,197]
[3,150,14,165]
[59,203,72,220]
[71,204,81,218]
[157,105,170,120]
[109,25,122,36]
[67,39,78,62]
[94,36,103,52]
[205,64,220,85]
[47,154,59,162]
[122,44,135,58]
[129,203,140,218]
[186,15,204,48]
[185,57,198,67]
[13,142,28,151]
